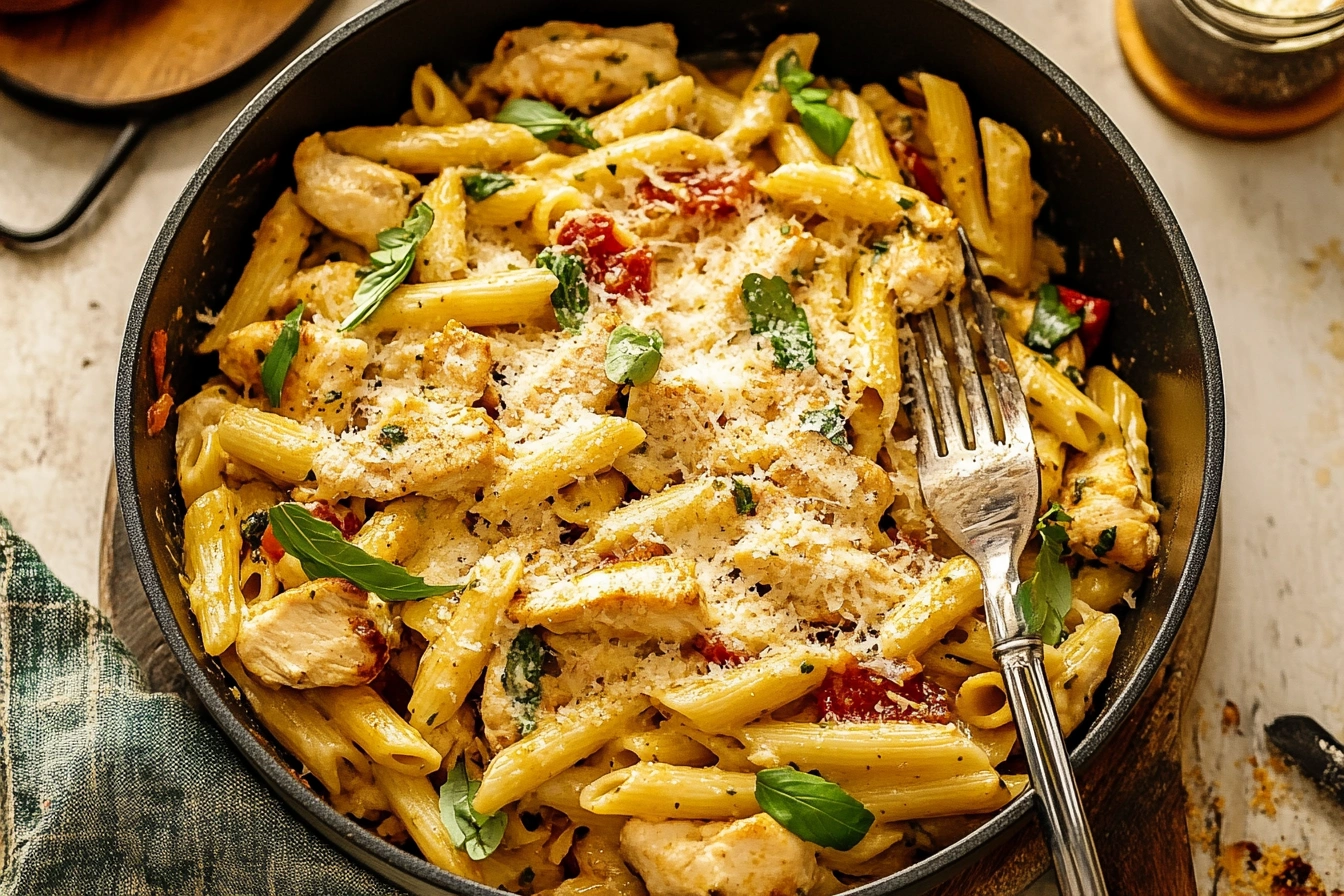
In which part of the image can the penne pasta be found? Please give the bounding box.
[581,763,759,818]
[182,486,245,655]
[367,268,559,332]
[325,120,547,173]
[309,685,443,775]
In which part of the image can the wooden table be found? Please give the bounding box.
[4,0,1344,891]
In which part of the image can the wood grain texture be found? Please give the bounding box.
[100,464,1219,892]
[0,0,317,108]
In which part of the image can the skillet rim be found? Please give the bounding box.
[113,0,1225,891]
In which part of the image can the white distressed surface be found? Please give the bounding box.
[1,0,1341,892]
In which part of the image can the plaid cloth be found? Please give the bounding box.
[0,513,405,895]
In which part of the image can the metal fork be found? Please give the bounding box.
[897,228,1108,896]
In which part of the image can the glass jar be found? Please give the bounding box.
[1132,0,1344,105]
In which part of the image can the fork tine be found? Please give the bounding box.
[958,228,1035,447]
[897,320,943,459]
[943,293,996,447]
[915,311,969,452]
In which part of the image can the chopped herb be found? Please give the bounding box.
[1024,284,1083,353]
[1013,502,1075,645]
[535,247,589,332]
[853,166,878,179]
[495,98,598,149]
[755,767,874,850]
[644,72,658,88]
[897,197,916,210]
[800,661,815,674]
[240,509,269,550]
[1072,476,1091,503]
[261,302,304,407]
[593,70,601,82]
[323,390,343,404]
[376,424,408,451]
[731,477,757,515]
[606,163,618,175]
[604,52,628,64]
[781,225,791,235]
[503,628,551,736]
[740,273,816,370]
[871,240,890,255]
[267,503,460,601]
[1094,526,1117,558]
[800,405,850,449]
[519,868,536,886]
[462,171,515,201]
[439,758,507,860]
[340,204,434,330]
[605,324,664,386]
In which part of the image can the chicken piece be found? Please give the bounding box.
[766,432,895,546]
[620,814,818,896]
[269,261,362,323]
[494,313,620,435]
[311,396,507,501]
[1059,443,1159,571]
[480,22,680,113]
[217,320,368,433]
[510,557,708,643]
[235,578,393,688]
[874,227,965,314]
[293,133,421,251]
[380,321,492,405]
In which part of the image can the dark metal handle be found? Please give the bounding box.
[0,118,150,250]
[998,643,1109,896]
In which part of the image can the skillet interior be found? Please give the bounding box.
[114,1,1224,893]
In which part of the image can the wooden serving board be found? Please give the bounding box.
[99,473,1220,894]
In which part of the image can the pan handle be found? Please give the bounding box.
[0,117,150,250]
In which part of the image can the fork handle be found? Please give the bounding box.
[998,642,1109,896]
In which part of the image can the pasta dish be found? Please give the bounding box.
[166,21,1161,896]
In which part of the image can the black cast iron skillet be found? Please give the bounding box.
[113,1,1225,892]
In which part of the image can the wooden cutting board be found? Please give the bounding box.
[98,474,1219,894]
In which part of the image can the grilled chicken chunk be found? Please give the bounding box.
[621,814,818,896]
[1060,443,1160,571]
[293,133,421,251]
[236,578,394,688]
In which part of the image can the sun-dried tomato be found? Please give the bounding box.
[305,501,362,539]
[555,211,654,302]
[816,662,955,723]
[694,634,751,667]
[636,167,755,219]
[146,328,175,437]
[891,140,944,204]
[260,525,286,563]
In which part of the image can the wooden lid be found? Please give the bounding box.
[1116,0,1344,138]
[0,0,329,120]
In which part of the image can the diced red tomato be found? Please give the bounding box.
[816,661,955,724]
[146,328,175,437]
[1055,286,1112,358]
[891,139,944,204]
[694,634,751,667]
[555,211,654,302]
[305,501,362,539]
[636,167,756,219]
[260,525,286,563]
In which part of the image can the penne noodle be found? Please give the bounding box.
[325,120,547,173]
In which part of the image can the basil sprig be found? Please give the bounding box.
[767,50,854,157]
[495,98,599,150]
[605,324,664,386]
[740,273,816,370]
[462,171,515,202]
[261,302,304,407]
[1014,502,1074,645]
[267,503,460,601]
[502,628,550,736]
[755,768,874,851]
[1024,284,1083,353]
[731,477,757,515]
[439,758,507,859]
[536,247,590,332]
[339,203,434,331]
[800,405,850,449]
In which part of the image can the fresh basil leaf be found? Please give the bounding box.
[800,405,850,449]
[340,204,434,331]
[740,273,816,370]
[755,768,874,850]
[1016,502,1075,645]
[462,171,515,202]
[1094,526,1117,558]
[503,628,550,736]
[376,424,408,451]
[439,758,507,860]
[495,98,599,150]
[536,247,590,332]
[267,503,460,601]
[1024,284,1083,353]
[260,302,304,407]
[605,324,664,386]
[794,95,854,157]
[775,50,815,95]
[731,477,757,515]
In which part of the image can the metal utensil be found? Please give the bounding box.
[1266,715,1344,809]
[897,227,1108,896]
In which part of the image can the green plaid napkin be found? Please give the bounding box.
[0,513,406,895]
